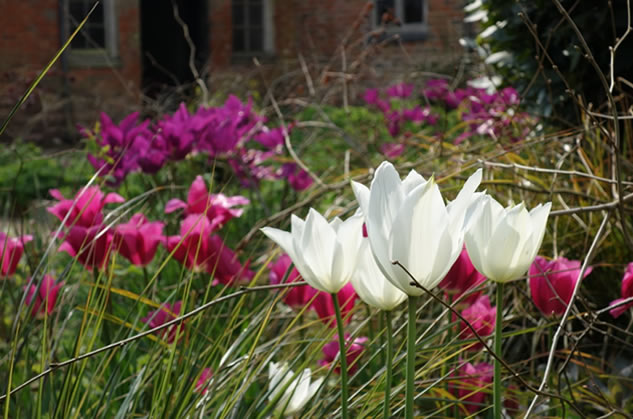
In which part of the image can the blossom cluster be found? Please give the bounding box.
[82,96,312,191]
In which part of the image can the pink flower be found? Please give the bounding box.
[195,367,213,394]
[386,82,414,99]
[164,175,249,231]
[312,283,357,327]
[451,362,493,414]
[319,334,368,375]
[141,301,185,343]
[113,213,165,266]
[47,186,124,228]
[280,163,313,192]
[529,256,593,317]
[380,143,405,159]
[269,254,317,308]
[59,225,113,271]
[206,235,254,286]
[459,295,496,350]
[0,232,32,277]
[439,247,487,306]
[610,263,633,318]
[24,275,63,317]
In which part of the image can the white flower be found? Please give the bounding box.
[352,161,482,296]
[268,362,324,416]
[465,195,551,283]
[351,238,408,311]
[261,208,364,293]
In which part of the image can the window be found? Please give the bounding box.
[375,0,428,41]
[64,0,118,66]
[232,0,273,55]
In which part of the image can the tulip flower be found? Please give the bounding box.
[269,254,317,308]
[165,215,218,272]
[24,275,64,317]
[0,232,32,277]
[464,195,551,284]
[529,256,592,317]
[113,213,165,266]
[351,238,408,311]
[141,301,185,343]
[195,367,213,394]
[279,163,313,191]
[206,235,254,286]
[459,295,496,349]
[609,263,633,318]
[261,208,363,294]
[311,283,358,327]
[439,246,487,306]
[319,335,369,375]
[165,175,249,232]
[268,362,324,417]
[451,362,493,415]
[59,224,113,271]
[48,186,124,228]
[352,162,482,296]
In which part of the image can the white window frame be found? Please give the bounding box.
[374,0,429,39]
[231,0,274,57]
[64,0,119,67]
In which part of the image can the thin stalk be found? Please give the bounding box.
[406,296,417,419]
[383,310,394,419]
[332,293,349,419]
[494,283,504,419]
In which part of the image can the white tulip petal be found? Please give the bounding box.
[300,209,338,292]
[351,181,370,215]
[402,169,427,193]
[261,227,295,260]
[446,168,483,235]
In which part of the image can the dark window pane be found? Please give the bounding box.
[69,1,85,21]
[232,2,244,25]
[249,26,263,51]
[87,25,105,47]
[233,28,245,52]
[69,0,106,49]
[91,2,104,24]
[376,0,396,25]
[403,0,424,23]
[249,4,262,26]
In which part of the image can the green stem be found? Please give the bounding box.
[332,293,349,419]
[494,282,504,419]
[406,296,417,419]
[383,310,393,419]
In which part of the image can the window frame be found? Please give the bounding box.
[63,0,119,68]
[231,0,274,59]
[373,0,429,41]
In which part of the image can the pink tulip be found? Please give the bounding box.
[319,334,368,375]
[459,295,496,349]
[610,263,633,318]
[439,247,487,306]
[113,213,165,266]
[59,225,113,271]
[164,175,249,231]
[141,301,185,343]
[451,362,493,414]
[206,235,254,286]
[269,254,317,308]
[311,283,358,327]
[529,256,592,317]
[24,275,64,317]
[195,367,213,394]
[0,232,32,277]
[48,186,124,228]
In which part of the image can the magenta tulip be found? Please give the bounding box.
[24,275,63,317]
[195,367,213,394]
[48,186,124,228]
[269,254,317,308]
[205,235,254,286]
[529,256,592,317]
[0,232,32,277]
[164,175,249,231]
[312,282,357,327]
[141,301,184,343]
[459,295,496,350]
[113,213,165,266]
[610,263,633,318]
[439,246,487,306]
[59,224,113,271]
[319,334,368,375]
[451,362,493,414]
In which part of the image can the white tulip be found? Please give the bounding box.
[352,161,482,296]
[268,362,324,416]
[261,208,364,293]
[351,239,408,311]
[465,194,551,283]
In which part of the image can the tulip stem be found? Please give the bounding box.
[406,296,417,419]
[494,283,504,419]
[383,310,393,419]
[332,293,349,419]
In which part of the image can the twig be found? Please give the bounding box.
[550,192,633,216]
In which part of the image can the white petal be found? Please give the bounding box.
[402,169,427,193]
[446,168,483,235]
[261,227,295,259]
[300,209,337,292]
[351,181,370,215]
